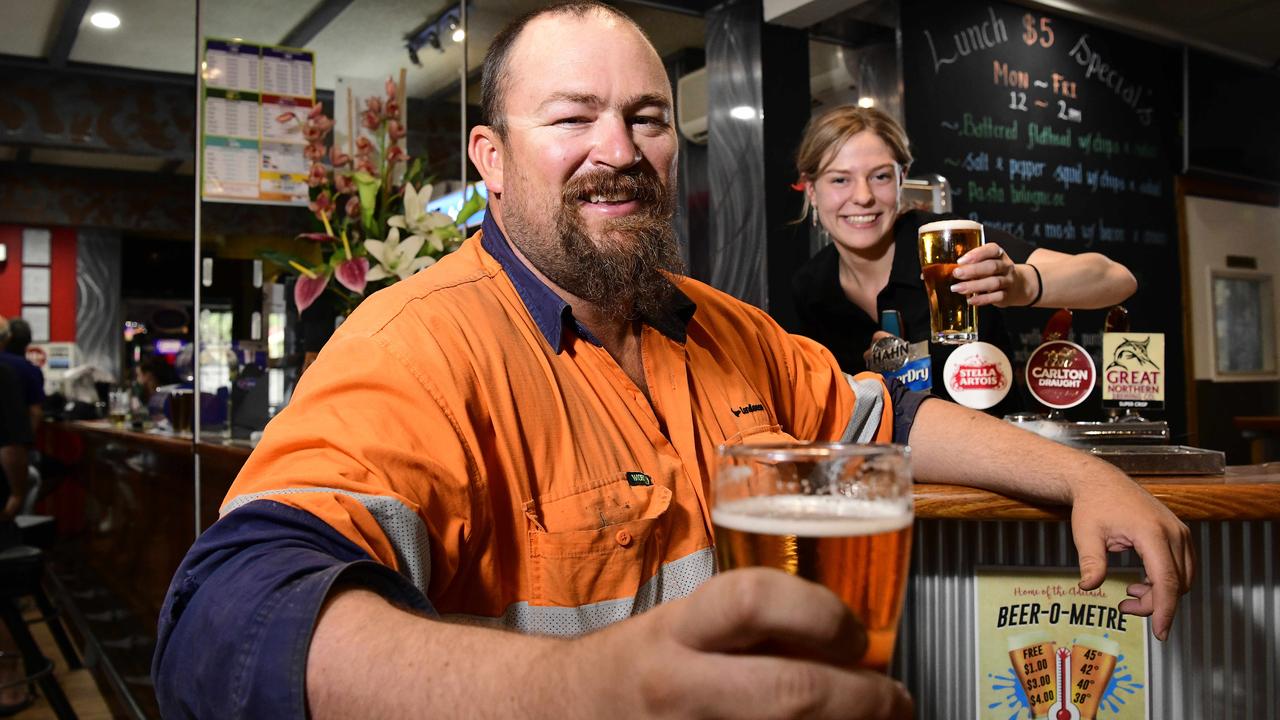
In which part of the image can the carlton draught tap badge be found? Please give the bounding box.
[1101,334,1164,411]
[1026,340,1096,409]
[976,568,1149,719]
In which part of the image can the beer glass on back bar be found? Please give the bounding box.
[918,219,985,344]
[712,443,913,672]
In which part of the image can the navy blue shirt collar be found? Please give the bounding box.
[479,212,696,352]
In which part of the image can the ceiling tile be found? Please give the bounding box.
[0,0,61,57]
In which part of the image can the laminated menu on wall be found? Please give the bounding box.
[201,38,314,206]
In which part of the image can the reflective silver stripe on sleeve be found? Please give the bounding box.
[222,490,431,594]
[840,373,886,443]
[442,546,716,636]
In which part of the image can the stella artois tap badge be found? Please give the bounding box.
[942,341,1012,409]
[1026,339,1096,409]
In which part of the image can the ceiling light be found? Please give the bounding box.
[451,28,466,42]
[729,105,757,120]
[857,97,876,108]
[89,11,121,29]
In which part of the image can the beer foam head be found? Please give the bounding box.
[1007,629,1054,652]
[712,494,912,537]
[918,218,983,234]
[1073,633,1120,656]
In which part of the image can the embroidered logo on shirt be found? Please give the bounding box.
[626,472,652,487]
[731,403,766,417]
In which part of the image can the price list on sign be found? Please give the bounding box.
[201,39,315,205]
[974,568,1149,719]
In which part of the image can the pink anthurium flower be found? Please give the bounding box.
[335,257,369,295]
[293,269,330,312]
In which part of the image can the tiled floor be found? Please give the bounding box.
[12,604,113,719]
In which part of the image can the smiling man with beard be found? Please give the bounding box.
[152,3,1190,719]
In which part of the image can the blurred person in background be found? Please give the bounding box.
[0,318,45,433]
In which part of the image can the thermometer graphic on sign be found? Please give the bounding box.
[1056,648,1079,720]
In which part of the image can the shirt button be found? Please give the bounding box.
[615,529,633,547]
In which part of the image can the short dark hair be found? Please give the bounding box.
[481,1,647,139]
[5,318,31,353]
[139,354,178,386]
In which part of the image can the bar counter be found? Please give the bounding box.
[42,420,1280,717]
[53,419,1280,520]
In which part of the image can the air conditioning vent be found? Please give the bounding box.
[676,66,708,145]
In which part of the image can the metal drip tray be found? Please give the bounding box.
[1087,445,1226,475]
[1004,417,1170,446]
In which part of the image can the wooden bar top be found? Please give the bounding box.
[915,464,1280,522]
[61,421,1280,522]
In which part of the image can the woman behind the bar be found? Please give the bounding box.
[790,105,1137,409]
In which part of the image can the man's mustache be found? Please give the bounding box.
[561,169,665,209]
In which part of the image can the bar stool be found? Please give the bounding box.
[16,515,82,673]
[0,544,78,719]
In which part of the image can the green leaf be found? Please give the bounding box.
[354,171,382,236]
[404,158,424,187]
[259,249,311,269]
[455,186,487,225]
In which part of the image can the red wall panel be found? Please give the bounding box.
[0,226,25,319]
[49,227,77,342]
[0,224,78,342]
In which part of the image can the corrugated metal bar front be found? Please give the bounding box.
[894,519,1277,719]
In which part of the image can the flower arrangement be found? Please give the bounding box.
[267,77,485,314]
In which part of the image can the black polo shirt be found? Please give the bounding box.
[791,210,1034,412]
[0,362,32,501]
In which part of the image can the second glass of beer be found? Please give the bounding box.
[712,443,913,672]
[918,219,985,344]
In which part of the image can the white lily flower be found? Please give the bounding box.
[364,227,437,282]
[387,183,456,237]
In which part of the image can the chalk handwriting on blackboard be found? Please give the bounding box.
[1067,35,1154,125]
[1021,14,1054,48]
[924,7,1009,74]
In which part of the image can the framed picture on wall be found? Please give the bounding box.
[1210,270,1277,378]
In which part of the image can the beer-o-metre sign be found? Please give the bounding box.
[975,568,1149,719]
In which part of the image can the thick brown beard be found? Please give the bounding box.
[505,167,685,322]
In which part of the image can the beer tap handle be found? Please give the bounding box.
[1042,308,1073,343]
[1102,305,1147,422]
[1104,305,1129,333]
[879,310,903,337]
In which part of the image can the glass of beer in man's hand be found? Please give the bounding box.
[712,442,913,672]
[918,219,985,344]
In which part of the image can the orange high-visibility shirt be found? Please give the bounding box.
[222,229,895,633]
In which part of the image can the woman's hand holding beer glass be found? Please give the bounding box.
[948,241,1040,308]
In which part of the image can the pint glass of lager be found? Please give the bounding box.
[712,443,913,672]
[918,219,985,344]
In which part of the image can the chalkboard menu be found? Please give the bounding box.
[901,0,1184,428]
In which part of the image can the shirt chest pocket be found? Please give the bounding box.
[523,474,673,609]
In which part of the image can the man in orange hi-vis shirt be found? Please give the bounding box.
[153,3,1191,718]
